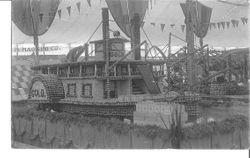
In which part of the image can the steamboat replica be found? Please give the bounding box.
[28,8,172,121]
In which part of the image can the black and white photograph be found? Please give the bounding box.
[10,0,249,151]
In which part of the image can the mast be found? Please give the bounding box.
[102,8,111,99]
[130,13,141,60]
[186,0,196,87]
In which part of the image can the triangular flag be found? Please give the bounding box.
[39,13,43,23]
[87,0,91,7]
[48,12,53,17]
[241,17,245,25]
[217,22,221,29]
[160,24,165,32]
[208,23,212,30]
[150,22,155,27]
[181,25,185,32]
[212,23,216,29]
[226,21,230,28]
[231,20,236,28]
[221,22,225,29]
[245,18,248,24]
[67,6,71,16]
[76,2,81,13]
[235,20,239,27]
[170,24,175,28]
[141,21,145,28]
[58,9,61,19]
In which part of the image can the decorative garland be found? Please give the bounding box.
[13,108,249,141]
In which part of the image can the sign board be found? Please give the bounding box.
[30,81,47,100]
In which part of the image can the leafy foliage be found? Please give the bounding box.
[13,108,249,140]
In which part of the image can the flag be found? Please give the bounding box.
[181,25,185,32]
[208,23,212,30]
[241,17,248,25]
[67,6,71,16]
[231,20,235,27]
[235,20,239,27]
[170,24,175,28]
[58,9,61,19]
[212,23,216,29]
[226,21,230,28]
[217,22,221,29]
[76,2,81,13]
[150,22,155,27]
[87,0,91,7]
[141,21,145,28]
[160,24,165,32]
[39,13,43,22]
[221,21,225,29]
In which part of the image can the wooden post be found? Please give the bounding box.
[67,65,70,77]
[33,35,39,65]
[94,64,97,76]
[56,66,59,75]
[16,44,19,56]
[243,53,248,85]
[186,0,196,87]
[128,63,131,76]
[130,13,141,60]
[102,8,110,99]
[227,54,232,82]
[167,32,171,83]
[114,65,117,76]
[79,64,82,77]
[85,45,89,61]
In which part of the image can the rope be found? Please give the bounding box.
[85,20,103,44]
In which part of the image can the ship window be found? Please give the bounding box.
[66,83,77,97]
[95,43,103,52]
[82,84,92,98]
[111,42,123,51]
[42,68,48,74]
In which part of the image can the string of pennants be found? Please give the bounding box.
[143,17,248,33]
[38,0,94,22]
[38,0,156,22]
[37,0,247,34]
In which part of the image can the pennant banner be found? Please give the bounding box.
[58,9,61,19]
[160,23,165,32]
[39,13,43,23]
[181,25,185,32]
[217,22,221,29]
[150,22,155,27]
[226,21,230,28]
[67,6,71,16]
[221,21,225,29]
[87,0,91,7]
[76,2,81,13]
[141,21,145,28]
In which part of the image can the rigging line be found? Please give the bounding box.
[141,26,156,57]
[86,20,103,44]
[171,33,200,49]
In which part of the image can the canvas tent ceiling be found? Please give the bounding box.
[12,0,249,48]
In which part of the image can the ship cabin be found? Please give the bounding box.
[32,37,166,101]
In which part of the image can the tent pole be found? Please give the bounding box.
[102,8,110,99]
[186,0,196,89]
[167,32,171,84]
[33,34,39,65]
